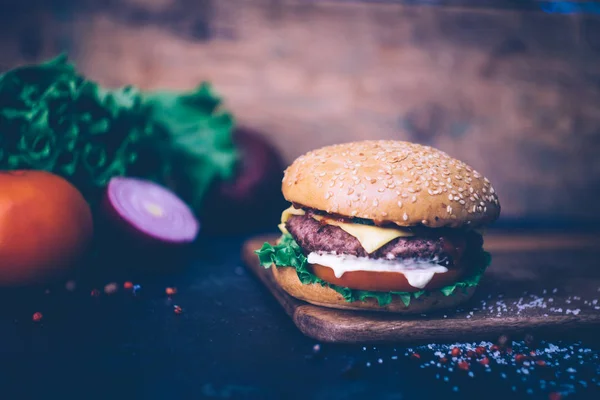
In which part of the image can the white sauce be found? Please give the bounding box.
[306,253,448,289]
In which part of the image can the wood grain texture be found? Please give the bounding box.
[1,0,600,222]
[243,233,600,343]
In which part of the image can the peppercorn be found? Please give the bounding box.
[457,361,469,371]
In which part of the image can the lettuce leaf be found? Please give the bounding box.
[0,54,237,210]
[255,234,491,307]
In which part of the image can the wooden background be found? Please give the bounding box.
[0,0,599,225]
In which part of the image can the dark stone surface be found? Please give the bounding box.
[0,235,598,399]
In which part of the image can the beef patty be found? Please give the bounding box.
[286,213,483,266]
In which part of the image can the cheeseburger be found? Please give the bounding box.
[256,140,500,313]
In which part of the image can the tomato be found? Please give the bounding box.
[311,263,466,292]
[0,170,93,286]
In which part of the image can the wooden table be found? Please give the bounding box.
[0,231,598,400]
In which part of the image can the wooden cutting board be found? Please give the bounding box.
[242,233,600,344]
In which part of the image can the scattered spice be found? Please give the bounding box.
[165,287,177,296]
[450,347,461,357]
[65,280,76,291]
[104,282,118,295]
[90,289,100,297]
[173,305,183,315]
[410,353,421,360]
[32,312,43,322]
[457,361,470,371]
[123,281,133,290]
[515,354,527,364]
[479,357,489,366]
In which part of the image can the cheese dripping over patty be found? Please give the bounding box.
[279,206,414,253]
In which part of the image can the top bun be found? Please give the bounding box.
[282,140,500,228]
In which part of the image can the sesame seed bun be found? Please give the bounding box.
[282,140,500,228]
[271,265,476,313]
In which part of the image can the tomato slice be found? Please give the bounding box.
[310,263,466,292]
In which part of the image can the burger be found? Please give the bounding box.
[255,140,500,313]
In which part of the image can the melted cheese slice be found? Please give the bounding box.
[278,206,306,234]
[311,214,414,254]
[279,206,415,253]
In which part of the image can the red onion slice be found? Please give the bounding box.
[106,177,200,244]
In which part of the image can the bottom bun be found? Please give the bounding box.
[272,266,476,314]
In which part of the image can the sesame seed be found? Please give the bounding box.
[325,192,332,199]
[403,213,409,221]
[397,201,403,208]
[373,199,379,207]
[351,210,358,216]
[448,194,453,200]
[459,199,466,205]
[447,205,452,214]
[378,188,385,192]
[319,172,326,177]
[347,188,354,195]
[411,195,417,203]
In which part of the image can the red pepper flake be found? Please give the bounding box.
[475,346,486,356]
[530,350,537,356]
[410,353,421,360]
[440,357,448,364]
[450,347,461,357]
[90,289,100,297]
[515,354,527,363]
[165,287,177,296]
[490,344,500,352]
[457,361,469,371]
[173,305,183,315]
[548,392,562,400]
[466,350,475,358]
[536,360,547,367]
[479,357,489,366]
[32,312,43,322]
[123,282,133,290]
[506,347,513,354]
